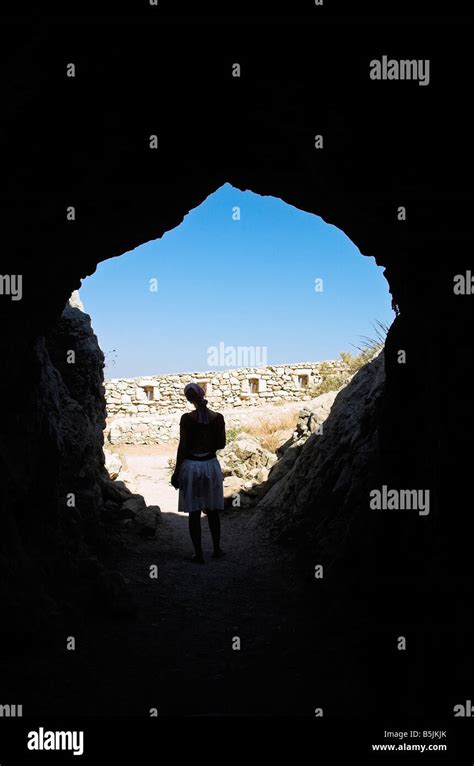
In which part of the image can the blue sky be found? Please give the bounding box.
[80,183,394,378]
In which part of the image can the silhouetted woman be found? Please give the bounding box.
[171,383,226,563]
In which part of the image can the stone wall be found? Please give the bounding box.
[105,360,347,417]
[106,398,313,446]
[104,361,349,445]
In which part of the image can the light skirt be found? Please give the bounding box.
[178,457,224,514]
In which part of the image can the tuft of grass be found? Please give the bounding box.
[309,374,348,397]
[350,320,388,360]
[309,321,388,398]
[167,457,176,476]
[243,411,299,453]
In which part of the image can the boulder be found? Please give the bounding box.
[104,450,122,480]
[133,505,161,537]
[121,495,147,517]
[223,476,246,497]
[263,444,303,492]
[219,435,277,481]
[104,499,119,513]
[101,478,133,504]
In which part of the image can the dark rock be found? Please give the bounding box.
[104,499,119,513]
[133,505,161,537]
[258,353,385,571]
[101,479,133,504]
[121,496,147,517]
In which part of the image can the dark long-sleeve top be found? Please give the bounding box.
[175,412,226,473]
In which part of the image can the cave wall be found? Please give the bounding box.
[1,15,472,705]
[45,297,107,526]
[0,294,115,644]
[257,353,386,569]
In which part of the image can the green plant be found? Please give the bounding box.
[225,427,241,443]
[309,321,388,398]
[350,320,388,360]
[309,374,347,397]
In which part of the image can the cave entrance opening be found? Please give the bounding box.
[79,182,394,516]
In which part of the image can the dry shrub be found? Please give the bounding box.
[244,410,299,453]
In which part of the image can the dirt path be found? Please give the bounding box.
[89,447,365,716]
[1,446,368,718]
[101,446,315,715]
[120,447,179,512]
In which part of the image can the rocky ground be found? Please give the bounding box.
[105,390,339,514]
[0,497,368,717]
[0,357,381,718]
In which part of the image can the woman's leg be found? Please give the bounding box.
[188,510,204,561]
[206,510,224,557]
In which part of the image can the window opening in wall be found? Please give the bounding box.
[249,378,259,394]
[144,385,154,401]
